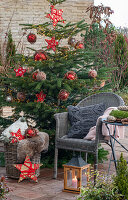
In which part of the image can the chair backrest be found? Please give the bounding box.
[77,92,124,142]
[77,92,124,110]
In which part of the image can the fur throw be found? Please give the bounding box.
[17,132,49,163]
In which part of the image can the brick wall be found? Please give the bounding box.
[0,0,93,57]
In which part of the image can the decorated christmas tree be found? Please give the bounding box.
[0,0,114,165]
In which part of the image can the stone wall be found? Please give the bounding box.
[0,0,93,57]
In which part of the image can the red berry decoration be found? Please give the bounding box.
[34,50,48,61]
[36,71,46,81]
[75,41,84,49]
[58,89,69,101]
[64,71,77,80]
[88,69,97,78]
[27,33,37,44]
[24,127,38,138]
[17,92,26,101]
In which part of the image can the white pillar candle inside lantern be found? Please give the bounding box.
[63,154,90,194]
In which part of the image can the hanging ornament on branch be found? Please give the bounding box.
[34,50,48,61]
[32,71,46,81]
[17,92,26,101]
[32,71,38,80]
[6,95,13,102]
[58,89,69,101]
[36,91,46,102]
[27,33,37,44]
[46,5,64,27]
[36,71,46,81]
[45,37,58,51]
[68,37,76,47]
[88,69,97,78]
[14,67,26,77]
[75,41,84,49]
[64,71,77,80]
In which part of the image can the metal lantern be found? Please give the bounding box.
[63,154,90,194]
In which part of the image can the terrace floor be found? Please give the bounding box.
[1,144,127,200]
[0,162,115,200]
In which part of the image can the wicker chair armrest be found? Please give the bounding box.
[54,112,69,138]
[96,117,104,142]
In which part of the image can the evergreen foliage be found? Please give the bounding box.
[113,33,128,90]
[6,30,16,67]
[113,153,128,199]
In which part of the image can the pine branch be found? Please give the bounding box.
[47,0,66,5]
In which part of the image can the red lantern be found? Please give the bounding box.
[34,50,48,61]
[58,89,69,101]
[27,33,37,44]
[88,69,97,78]
[75,41,84,49]
[64,71,77,80]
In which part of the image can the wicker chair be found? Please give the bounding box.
[53,92,124,181]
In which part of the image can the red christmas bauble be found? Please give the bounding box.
[32,71,38,80]
[88,69,97,78]
[68,37,76,47]
[58,89,69,101]
[17,92,26,101]
[64,71,77,80]
[27,33,37,44]
[36,71,46,81]
[34,50,48,61]
[24,128,38,138]
[75,41,84,49]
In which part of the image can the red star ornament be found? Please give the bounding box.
[45,37,58,51]
[46,5,64,27]
[14,155,42,183]
[10,128,24,143]
[14,67,26,77]
[36,91,46,102]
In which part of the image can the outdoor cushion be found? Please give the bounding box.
[67,103,105,139]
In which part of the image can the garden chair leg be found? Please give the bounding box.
[94,151,98,185]
[53,147,58,179]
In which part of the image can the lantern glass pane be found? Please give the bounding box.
[67,168,78,189]
[82,168,87,187]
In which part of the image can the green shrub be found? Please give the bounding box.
[0,176,10,199]
[77,154,128,200]
[113,153,128,199]
[77,171,122,200]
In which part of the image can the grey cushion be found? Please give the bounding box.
[67,103,105,139]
